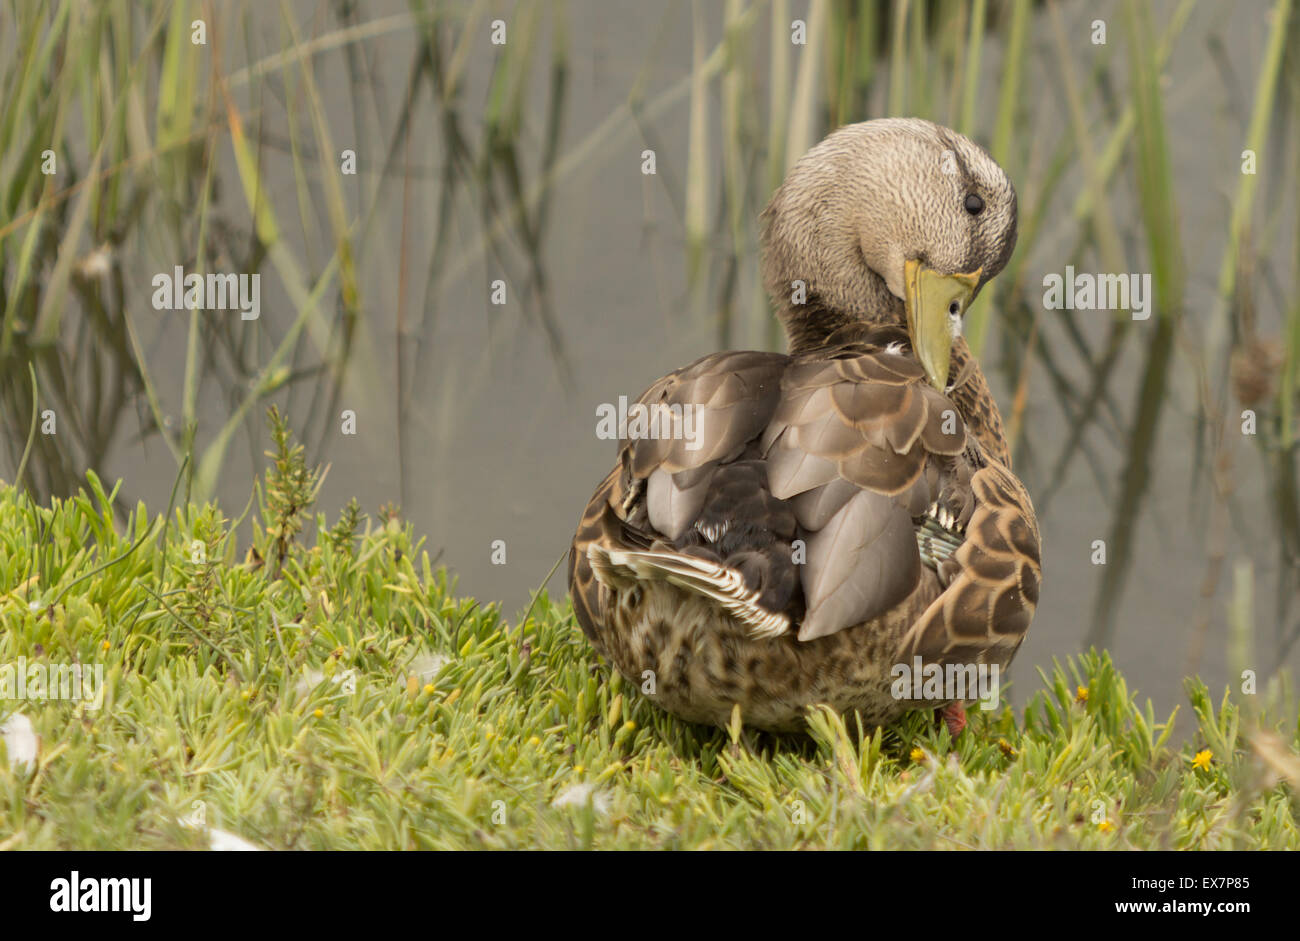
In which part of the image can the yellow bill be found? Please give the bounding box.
[903,259,982,391]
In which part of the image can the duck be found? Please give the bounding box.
[568,118,1041,734]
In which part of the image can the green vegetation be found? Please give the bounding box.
[1,415,1296,850]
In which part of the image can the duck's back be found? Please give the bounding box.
[569,327,1040,731]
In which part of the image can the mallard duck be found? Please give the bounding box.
[569,118,1041,734]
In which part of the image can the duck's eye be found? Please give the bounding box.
[964,193,984,215]
[949,300,961,316]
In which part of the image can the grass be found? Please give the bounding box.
[1,415,1298,850]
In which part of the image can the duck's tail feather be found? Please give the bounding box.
[586,544,791,639]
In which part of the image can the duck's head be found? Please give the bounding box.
[760,117,1018,388]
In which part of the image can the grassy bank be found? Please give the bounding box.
[1,418,1298,849]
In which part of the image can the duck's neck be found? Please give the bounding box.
[779,297,865,354]
[779,282,903,355]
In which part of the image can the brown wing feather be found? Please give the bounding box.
[900,458,1041,664]
[627,351,787,476]
[570,333,1040,657]
[759,344,967,638]
[569,466,620,655]
[570,351,788,650]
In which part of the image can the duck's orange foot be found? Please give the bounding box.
[937,702,967,737]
